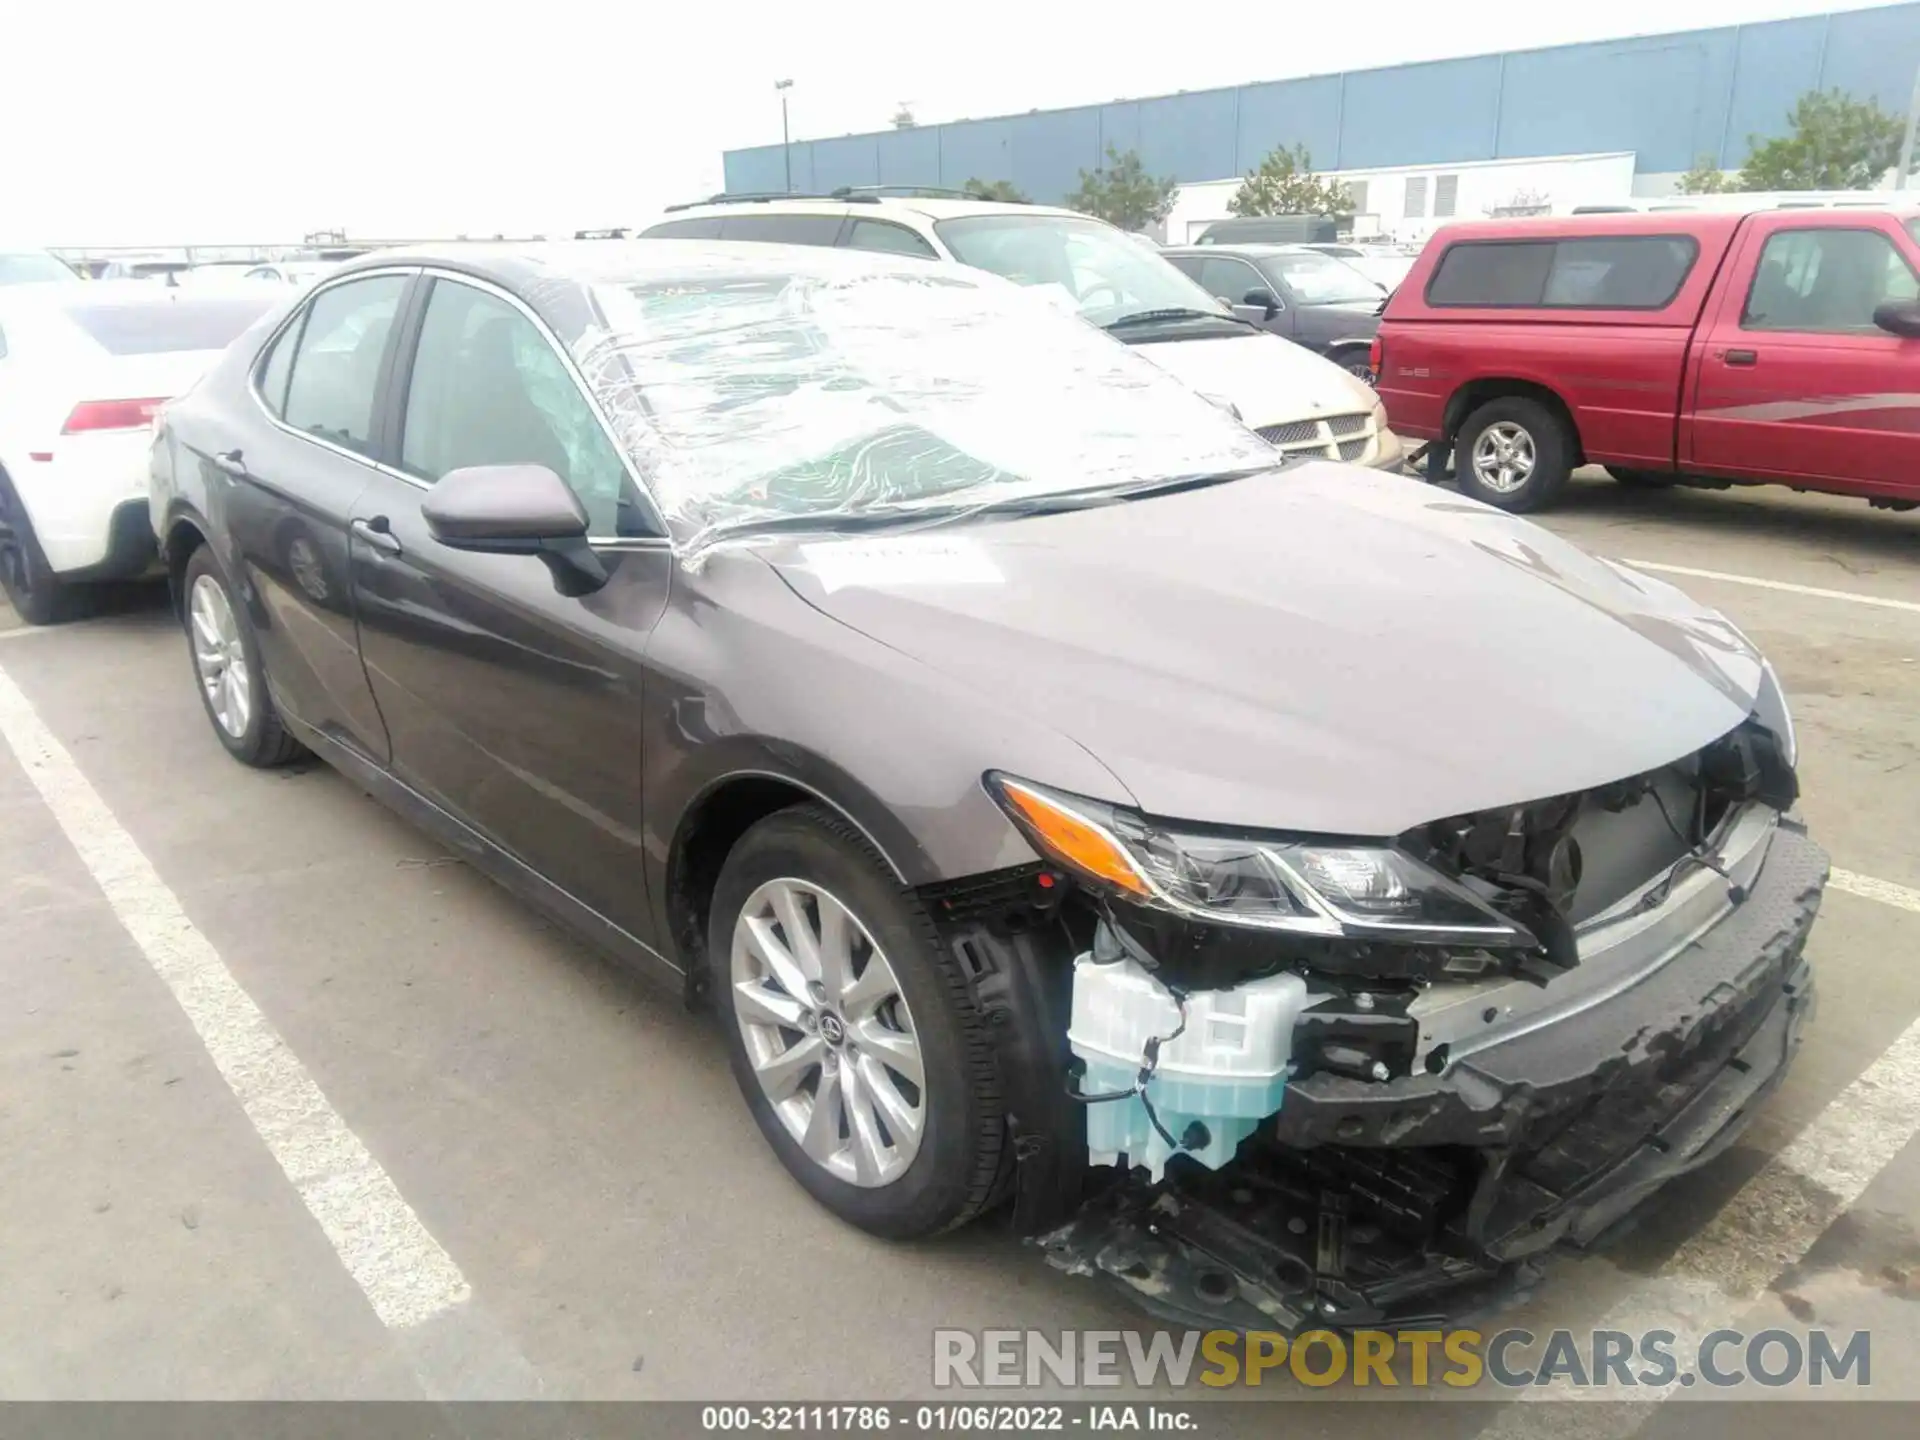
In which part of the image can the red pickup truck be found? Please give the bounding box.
[1374,208,1920,512]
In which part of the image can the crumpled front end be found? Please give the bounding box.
[927,713,1825,1330]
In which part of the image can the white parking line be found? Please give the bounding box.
[1624,559,1920,615]
[1829,866,1920,915]
[0,663,473,1333]
[1477,877,1920,1425]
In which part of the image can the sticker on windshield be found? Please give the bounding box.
[802,539,1003,594]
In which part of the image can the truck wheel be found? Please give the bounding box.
[1455,398,1574,513]
[1330,347,1375,383]
[1605,466,1674,489]
[0,467,81,626]
[709,804,1011,1239]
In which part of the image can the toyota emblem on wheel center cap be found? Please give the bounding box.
[818,1012,846,1046]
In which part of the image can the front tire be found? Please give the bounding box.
[709,805,1010,1238]
[182,545,305,767]
[0,468,80,626]
[1455,398,1574,513]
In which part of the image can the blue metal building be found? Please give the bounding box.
[721,3,1920,202]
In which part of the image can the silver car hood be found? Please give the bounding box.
[765,464,1762,836]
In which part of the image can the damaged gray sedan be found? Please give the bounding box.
[152,240,1824,1331]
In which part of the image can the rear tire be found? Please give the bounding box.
[1454,398,1574,513]
[709,804,1010,1239]
[0,468,81,626]
[1330,347,1375,383]
[1605,466,1674,489]
[181,545,305,767]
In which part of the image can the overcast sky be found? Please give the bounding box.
[3,0,1861,247]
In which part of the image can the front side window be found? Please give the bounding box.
[844,219,938,258]
[1743,228,1920,332]
[282,275,407,454]
[400,279,639,535]
[1190,256,1266,305]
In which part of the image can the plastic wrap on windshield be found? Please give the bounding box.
[558,252,1281,558]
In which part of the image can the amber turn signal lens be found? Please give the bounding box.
[996,780,1151,898]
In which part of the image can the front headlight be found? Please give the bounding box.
[987,774,1535,947]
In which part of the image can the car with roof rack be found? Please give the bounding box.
[641,190,1401,471]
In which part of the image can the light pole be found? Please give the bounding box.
[1899,61,1920,190]
[775,79,794,192]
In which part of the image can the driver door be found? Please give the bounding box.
[347,272,672,945]
[1686,214,1920,495]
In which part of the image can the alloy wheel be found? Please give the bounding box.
[730,877,926,1187]
[189,574,252,738]
[1471,421,1536,494]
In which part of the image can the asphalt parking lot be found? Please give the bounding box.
[4,469,1920,1427]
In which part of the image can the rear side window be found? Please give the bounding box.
[1426,236,1698,309]
[56,297,272,355]
[720,214,845,245]
[844,219,937,258]
[255,315,303,415]
[643,217,723,240]
[281,276,407,455]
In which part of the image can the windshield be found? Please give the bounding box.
[932,213,1229,327]
[583,261,1276,552]
[0,251,76,286]
[1263,251,1385,304]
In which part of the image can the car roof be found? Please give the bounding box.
[651,195,1085,226]
[327,237,987,297]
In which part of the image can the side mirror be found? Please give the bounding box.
[423,464,606,595]
[1243,287,1280,318]
[1873,299,1920,339]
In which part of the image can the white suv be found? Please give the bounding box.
[642,192,1401,471]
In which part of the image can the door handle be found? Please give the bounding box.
[211,448,246,478]
[1725,349,1758,366]
[350,516,403,556]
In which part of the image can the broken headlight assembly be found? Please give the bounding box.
[986,773,1536,949]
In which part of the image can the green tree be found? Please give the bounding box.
[1065,146,1177,231]
[962,177,1030,203]
[1229,144,1352,216]
[1737,89,1905,191]
[1675,154,1734,194]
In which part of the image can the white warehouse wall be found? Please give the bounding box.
[1167,153,1639,243]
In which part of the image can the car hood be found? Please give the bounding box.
[762,464,1763,836]
[1125,332,1376,428]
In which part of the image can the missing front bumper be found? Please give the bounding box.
[1038,827,1827,1331]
